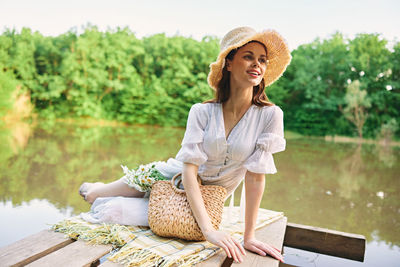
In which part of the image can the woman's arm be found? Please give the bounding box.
[182,163,246,263]
[182,163,214,234]
[243,171,284,262]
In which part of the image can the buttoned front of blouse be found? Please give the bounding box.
[174,102,286,196]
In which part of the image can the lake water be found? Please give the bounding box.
[1,121,399,266]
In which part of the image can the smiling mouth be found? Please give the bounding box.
[247,71,260,78]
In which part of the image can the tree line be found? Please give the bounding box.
[0,26,398,139]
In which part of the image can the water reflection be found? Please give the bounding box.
[0,199,73,247]
[283,241,400,267]
[264,139,400,248]
[0,122,399,266]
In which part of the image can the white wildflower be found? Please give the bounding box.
[121,161,167,192]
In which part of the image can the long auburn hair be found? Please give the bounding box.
[204,41,274,107]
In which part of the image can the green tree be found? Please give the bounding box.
[348,33,394,138]
[341,80,371,138]
[0,70,18,118]
[282,32,352,136]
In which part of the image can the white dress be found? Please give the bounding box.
[81,103,286,226]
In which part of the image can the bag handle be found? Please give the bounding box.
[171,172,202,193]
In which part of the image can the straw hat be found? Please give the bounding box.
[207,26,292,90]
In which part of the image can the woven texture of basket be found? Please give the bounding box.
[148,173,227,241]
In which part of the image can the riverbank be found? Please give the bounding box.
[50,118,400,147]
[324,135,400,147]
[2,116,399,147]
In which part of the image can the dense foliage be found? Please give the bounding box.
[0,26,398,138]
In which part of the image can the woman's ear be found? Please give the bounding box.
[226,59,232,71]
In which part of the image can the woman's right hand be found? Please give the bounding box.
[203,229,246,263]
[181,164,245,262]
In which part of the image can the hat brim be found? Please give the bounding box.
[207,29,292,90]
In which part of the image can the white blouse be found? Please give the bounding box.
[173,102,286,196]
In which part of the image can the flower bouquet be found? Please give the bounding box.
[121,162,167,192]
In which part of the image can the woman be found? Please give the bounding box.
[79,26,291,263]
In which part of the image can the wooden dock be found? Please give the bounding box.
[0,217,365,267]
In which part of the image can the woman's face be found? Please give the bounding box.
[226,42,267,89]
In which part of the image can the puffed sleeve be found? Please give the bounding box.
[175,103,208,166]
[243,105,286,174]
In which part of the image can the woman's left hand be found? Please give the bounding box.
[244,237,284,262]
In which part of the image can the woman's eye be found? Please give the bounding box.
[259,58,267,64]
[244,55,253,60]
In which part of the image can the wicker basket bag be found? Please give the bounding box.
[148,173,227,241]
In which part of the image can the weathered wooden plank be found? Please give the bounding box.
[99,260,122,267]
[0,229,74,267]
[278,262,297,267]
[232,216,287,267]
[196,248,228,267]
[26,240,112,267]
[283,222,366,261]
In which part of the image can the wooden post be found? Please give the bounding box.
[283,222,366,262]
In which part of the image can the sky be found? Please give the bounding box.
[0,0,399,50]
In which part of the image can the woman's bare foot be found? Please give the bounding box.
[79,179,145,204]
[79,182,104,204]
